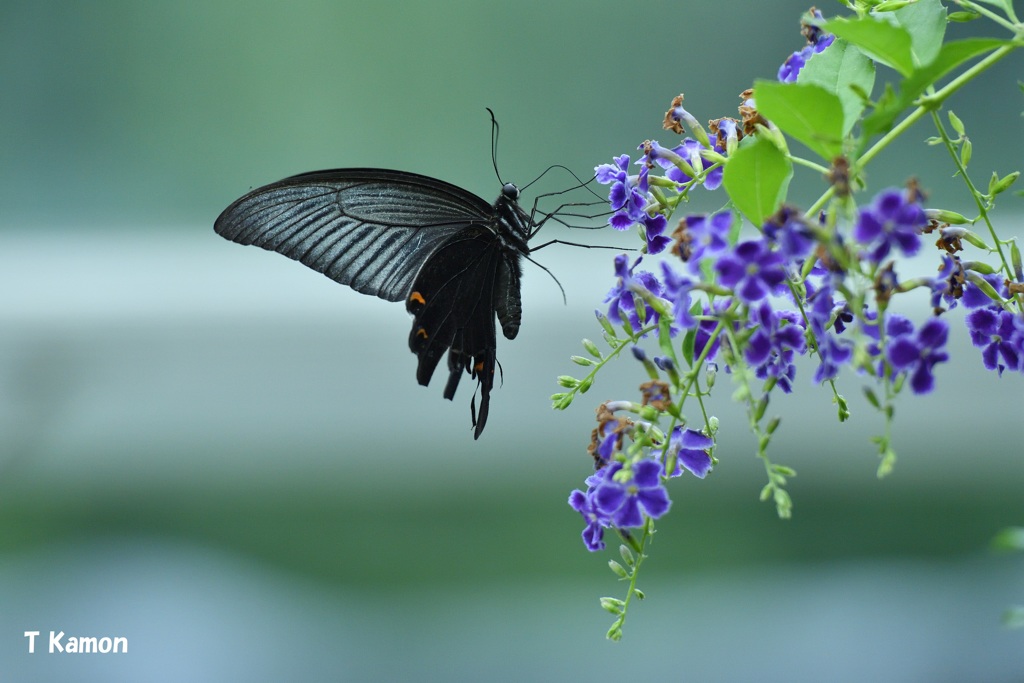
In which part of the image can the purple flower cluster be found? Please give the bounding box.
[573,166,1006,549]
[963,274,1024,376]
[595,154,648,231]
[568,15,1023,553]
[854,188,926,263]
[604,254,665,331]
[569,459,671,552]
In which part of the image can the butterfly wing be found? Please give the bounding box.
[215,168,527,438]
[214,168,495,302]
[406,227,524,438]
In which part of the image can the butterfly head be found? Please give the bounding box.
[501,183,520,201]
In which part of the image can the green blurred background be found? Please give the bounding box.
[1,1,1023,680]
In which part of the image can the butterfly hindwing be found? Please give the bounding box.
[406,227,523,438]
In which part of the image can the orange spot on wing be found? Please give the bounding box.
[416,327,429,339]
[474,361,484,373]
[409,291,426,305]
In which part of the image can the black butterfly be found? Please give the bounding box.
[214,168,537,439]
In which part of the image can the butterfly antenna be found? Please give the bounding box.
[524,254,567,305]
[522,165,605,203]
[486,108,505,185]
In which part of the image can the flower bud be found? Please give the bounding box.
[925,208,970,225]
[959,137,972,168]
[947,110,965,136]
[989,171,1020,197]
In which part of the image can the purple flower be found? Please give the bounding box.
[660,262,697,329]
[714,239,788,303]
[814,332,854,383]
[853,188,926,263]
[763,206,816,260]
[805,285,854,382]
[649,139,723,191]
[745,302,807,393]
[592,459,671,528]
[604,254,663,331]
[682,211,733,271]
[643,213,671,255]
[965,307,1023,375]
[929,255,965,311]
[595,154,649,230]
[668,427,714,478]
[694,300,732,363]
[962,273,1007,308]
[886,318,950,394]
[569,470,612,552]
[594,419,622,463]
[778,45,813,82]
[778,9,835,82]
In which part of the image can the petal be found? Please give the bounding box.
[582,521,605,551]
[714,256,745,287]
[703,166,724,191]
[745,329,772,365]
[893,230,921,257]
[594,483,625,516]
[738,276,769,303]
[734,239,764,261]
[886,315,914,338]
[637,486,672,518]
[594,164,621,184]
[680,428,714,450]
[909,363,935,394]
[981,342,1000,371]
[918,318,949,349]
[709,211,734,235]
[854,211,883,243]
[613,496,644,528]
[632,458,664,487]
[608,183,627,211]
[679,449,713,478]
[776,324,807,352]
[875,189,904,219]
[887,336,920,369]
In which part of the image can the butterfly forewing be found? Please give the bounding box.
[214,169,496,302]
[215,168,533,438]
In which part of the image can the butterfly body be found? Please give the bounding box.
[214,168,534,438]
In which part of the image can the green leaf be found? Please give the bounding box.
[863,38,1007,136]
[722,133,793,226]
[863,386,881,409]
[658,316,676,364]
[887,0,946,68]
[798,39,875,136]
[823,16,915,76]
[755,81,845,161]
[681,327,696,367]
